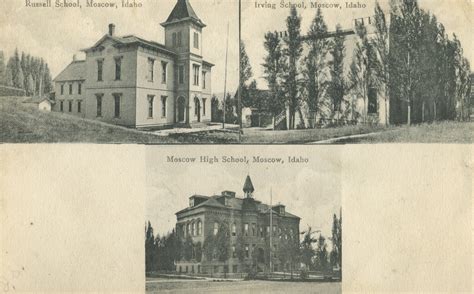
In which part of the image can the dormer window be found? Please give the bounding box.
[189,198,194,207]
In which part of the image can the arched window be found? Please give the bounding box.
[192,222,196,236]
[213,222,219,235]
[186,223,190,236]
[197,220,202,236]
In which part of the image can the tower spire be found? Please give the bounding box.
[243,175,254,198]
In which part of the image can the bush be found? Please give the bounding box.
[300,269,309,280]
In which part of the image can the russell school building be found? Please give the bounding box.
[52,0,214,129]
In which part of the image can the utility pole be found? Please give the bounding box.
[222,22,229,129]
[238,0,242,142]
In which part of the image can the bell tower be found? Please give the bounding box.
[161,0,206,125]
[243,175,255,198]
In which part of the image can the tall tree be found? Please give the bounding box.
[283,7,303,129]
[145,221,155,272]
[262,31,286,127]
[315,234,329,271]
[328,24,346,122]
[372,1,390,125]
[304,8,330,127]
[0,51,6,85]
[300,227,317,270]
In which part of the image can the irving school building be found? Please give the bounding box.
[175,175,301,275]
[52,0,214,129]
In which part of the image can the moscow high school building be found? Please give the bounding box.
[52,0,213,129]
[175,175,301,275]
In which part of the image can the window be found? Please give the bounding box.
[368,87,377,114]
[60,84,64,95]
[197,221,202,236]
[232,245,236,258]
[202,71,206,89]
[60,101,64,112]
[147,95,154,118]
[113,93,121,118]
[115,57,122,80]
[147,58,154,82]
[252,223,256,236]
[69,84,73,95]
[194,98,200,116]
[260,227,263,237]
[213,222,218,235]
[245,245,249,258]
[178,66,184,84]
[172,32,177,47]
[273,245,277,257]
[78,83,82,95]
[198,265,201,273]
[231,223,236,236]
[77,101,82,113]
[244,223,249,236]
[192,222,196,236]
[194,32,199,49]
[232,265,237,273]
[96,94,103,117]
[202,98,206,116]
[186,223,190,236]
[193,64,200,85]
[161,96,167,117]
[177,31,182,46]
[273,225,276,234]
[97,59,103,81]
[67,100,72,112]
[161,61,167,83]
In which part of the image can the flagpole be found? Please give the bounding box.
[270,187,273,274]
[222,22,229,129]
[238,0,242,142]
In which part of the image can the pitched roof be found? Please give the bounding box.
[83,34,176,56]
[243,175,255,193]
[176,194,300,219]
[22,96,54,104]
[162,0,205,28]
[53,60,86,82]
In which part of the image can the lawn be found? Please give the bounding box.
[146,278,341,294]
[346,121,473,143]
[0,96,180,143]
[173,121,473,144]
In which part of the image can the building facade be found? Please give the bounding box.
[52,0,213,129]
[175,175,300,275]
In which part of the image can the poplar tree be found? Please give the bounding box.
[304,8,330,126]
[283,7,303,129]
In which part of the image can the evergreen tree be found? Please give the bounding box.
[145,221,155,272]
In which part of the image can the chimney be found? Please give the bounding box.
[108,23,115,36]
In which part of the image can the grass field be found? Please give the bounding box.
[1,96,471,144]
[173,121,473,144]
[0,96,179,143]
[146,278,341,294]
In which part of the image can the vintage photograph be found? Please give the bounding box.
[0,0,472,144]
[0,0,240,143]
[215,0,472,144]
[145,147,342,293]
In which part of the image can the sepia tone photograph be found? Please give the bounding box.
[0,0,240,143]
[0,0,472,144]
[145,147,342,293]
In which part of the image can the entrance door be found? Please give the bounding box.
[177,96,185,122]
[194,97,201,122]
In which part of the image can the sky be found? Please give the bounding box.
[242,0,473,89]
[145,146,342,243]
[0,0,239,95]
